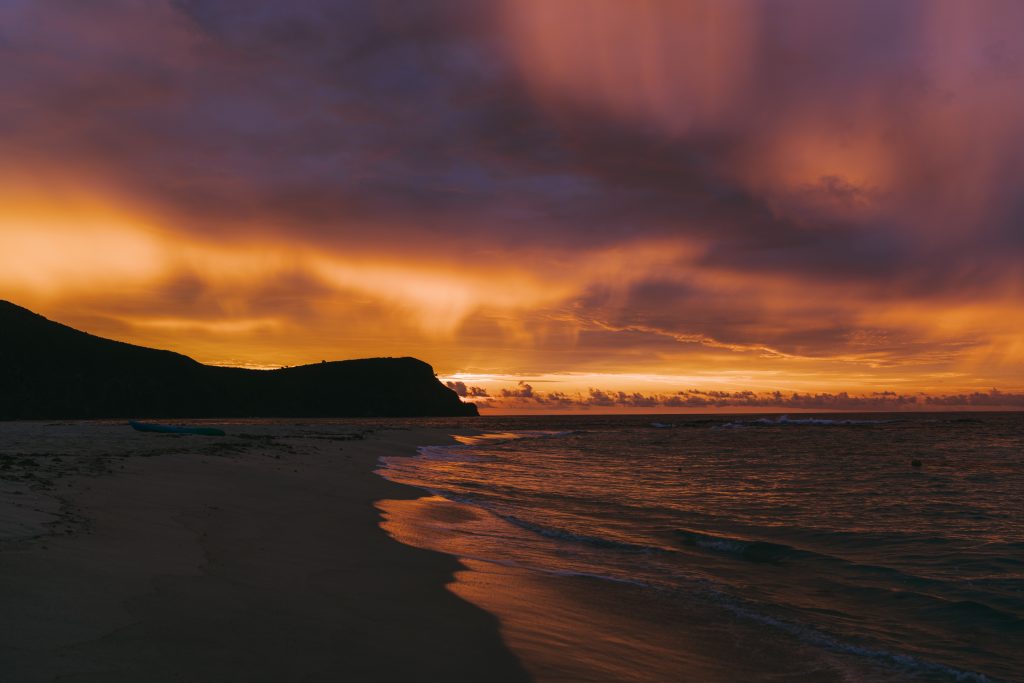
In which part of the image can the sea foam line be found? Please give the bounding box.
[716,415,891,429]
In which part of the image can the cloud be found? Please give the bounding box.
[445,380,489,398]
[499,381,535,399]
[1,1,1023,389]
[6,1,1022,263]
[487,387,1024,411]
[924,390,1024,408]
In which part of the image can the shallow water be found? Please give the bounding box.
[378,413,1024,682]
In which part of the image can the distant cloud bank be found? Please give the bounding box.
[464,387,1024,411]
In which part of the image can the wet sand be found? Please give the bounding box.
[380,497,857,683]
[0,421,526,682]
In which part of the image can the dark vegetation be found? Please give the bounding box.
[0,301,478,419]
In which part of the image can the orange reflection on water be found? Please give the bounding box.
[378,495,846,681]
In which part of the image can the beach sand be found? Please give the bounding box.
[0,421,526,682]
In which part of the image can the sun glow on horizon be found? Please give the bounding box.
[3,185,1023,405]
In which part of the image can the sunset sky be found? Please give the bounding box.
[3,1,1024,412]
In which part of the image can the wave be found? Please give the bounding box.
[408,429,581,462]
[715,597,1004,683]
[453,429,582,447]
[397,490,669,558]
[674,528,971,585]
[388,429,584,471]
[674,529,804,564]
[649,419,728,429]
[470,518,1012,683]
[501,515,668,555]
[674,528,936,580]
[413,445,492,463]
[716,415,890,429]
[460,514,1013,683]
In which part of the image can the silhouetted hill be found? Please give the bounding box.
[0,301,478,419]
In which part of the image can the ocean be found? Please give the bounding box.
[377,413,1024,682]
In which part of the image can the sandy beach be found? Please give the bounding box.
[0,421,526,682]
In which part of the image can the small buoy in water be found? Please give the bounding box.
[911,459,923,467]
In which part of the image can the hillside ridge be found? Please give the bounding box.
[0,301,478,419]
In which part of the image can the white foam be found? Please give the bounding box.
[716,415,889,429]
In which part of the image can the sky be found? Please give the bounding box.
[2,0,1024,412]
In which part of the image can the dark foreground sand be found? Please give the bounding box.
[0,422,527,682]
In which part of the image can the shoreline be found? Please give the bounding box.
[377,431,852,683]
[0,421,526,682]
[373,421,1018,683]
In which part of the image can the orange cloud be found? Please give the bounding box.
[2,1,1023,408]
[498,0,756,134]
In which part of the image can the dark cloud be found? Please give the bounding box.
[490,388,1024,411]
[2,0,1023,381]
[445,380,489,398]
[499,381,534,399]
[5,1,1019,263]
[924,390,1024,408]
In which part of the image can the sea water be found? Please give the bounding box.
[377,413,1024,682]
